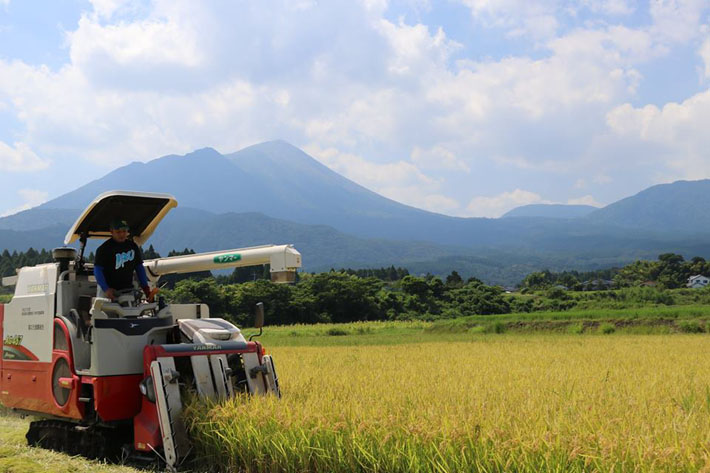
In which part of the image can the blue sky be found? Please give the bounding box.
[1,0,709,217]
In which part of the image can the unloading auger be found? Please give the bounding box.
[0,191,301,471]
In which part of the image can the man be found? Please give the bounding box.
[94,219,157,302]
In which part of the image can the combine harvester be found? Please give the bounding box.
[0,191,301,470]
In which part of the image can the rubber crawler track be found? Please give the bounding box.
[26,419,131,461]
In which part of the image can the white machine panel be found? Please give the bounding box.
[2,264,57,363]
[190,355,215,398]
[151,358,189,471]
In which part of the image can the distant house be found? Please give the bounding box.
[641,281,657,287]
[687,275,710,289]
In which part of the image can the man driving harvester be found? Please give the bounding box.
[94,218,158,302]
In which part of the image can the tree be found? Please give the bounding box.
[445,271,464,289]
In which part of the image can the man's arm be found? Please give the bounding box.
[134,244,158,302]
[94,265,115,300]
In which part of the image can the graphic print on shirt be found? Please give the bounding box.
[115,250,135,270]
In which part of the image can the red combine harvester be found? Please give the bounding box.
[0,191,301,470]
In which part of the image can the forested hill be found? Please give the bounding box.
[586,179,710,232]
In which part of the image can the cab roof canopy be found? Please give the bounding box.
[64,191,178,246]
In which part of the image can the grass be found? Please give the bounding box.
[0,408,139,473]
[186,334,710,472]
[427,305,710,335]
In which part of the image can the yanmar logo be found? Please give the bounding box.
[193,343,220,351]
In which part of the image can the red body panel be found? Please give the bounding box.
[1,319,84,419]
[133,396,161,451]
[89,374,143,421]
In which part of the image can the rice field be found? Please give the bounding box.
[187,333,710,473]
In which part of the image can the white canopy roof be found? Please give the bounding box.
[64,190,178,246]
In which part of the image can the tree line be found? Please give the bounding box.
[163,271,510,326]
[4,247,710,324]
[520,253,710,290]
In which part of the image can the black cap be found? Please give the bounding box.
[109,219,130,231]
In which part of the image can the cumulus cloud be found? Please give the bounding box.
[458,0,560,40]
[305,144,437,188]
[466,189,548,218]
[465,190,602,217]
[606,89,710,178]
[649,0,708,44]
[304,144,462,212]
[378,186,461,212]
[700,38,710,79]
[0,0,709,218]
[410,146,470,172]
[0,141,50,172]
[567,195,602,206]
[0,189,49,217]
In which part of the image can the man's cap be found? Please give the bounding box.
[109,219,130,231]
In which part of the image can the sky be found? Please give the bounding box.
[0,0,709,218]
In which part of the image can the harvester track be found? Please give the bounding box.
[25,419,130,461]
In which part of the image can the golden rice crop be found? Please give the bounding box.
[186,335,710,472]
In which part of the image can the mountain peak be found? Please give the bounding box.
[184,147,222,159]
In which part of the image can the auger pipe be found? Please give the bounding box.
[143,244,302,283]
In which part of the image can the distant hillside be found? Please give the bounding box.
[503,204,598,219]
[2,142,710,284]
[586,180,710,234]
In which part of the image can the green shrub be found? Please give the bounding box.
[325,328,349,336]
[483,321,507,334]
[567,322,584,334]
[677,320,705,333]
[599,323,616,334]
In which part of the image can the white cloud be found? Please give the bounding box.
[567,195,602,206]
[0,189,49,217]
[305,145,437,188]
[68,14,204,73]
[0,0,709,218]
[458,0,560,40]
[584,0,636,16]
[606,89,710,178]
[700,38,710,79]
[376,19,460,76]
[650,0,708,44]
[89,0,139,19]
[378,186,461,212]
[465,190,602,217]
[466,189,549,218]
[410,146,470,172]
[0,141,50,172]
[304,144,463,212]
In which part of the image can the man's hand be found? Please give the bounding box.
[105,288,116,301]
[143,286,159,303]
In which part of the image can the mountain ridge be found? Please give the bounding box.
[1,141,709,283]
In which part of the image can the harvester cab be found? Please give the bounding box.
[0,191,300,470]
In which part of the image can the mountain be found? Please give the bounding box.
[586,180,710,234]
[2,141,710,284]
[39,141,447,242]
[503,204,598,219]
